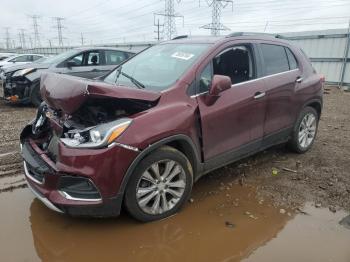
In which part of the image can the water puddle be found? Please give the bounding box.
[0,177,349,262]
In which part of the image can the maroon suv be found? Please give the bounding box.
[20,33,323,221]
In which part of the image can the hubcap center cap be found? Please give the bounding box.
[157,182,166,191]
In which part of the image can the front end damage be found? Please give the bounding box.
[21,73,160,217]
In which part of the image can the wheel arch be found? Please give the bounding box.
[304,98,322,119]
[118,134,202,195]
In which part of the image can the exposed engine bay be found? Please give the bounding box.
[22,97,156,161]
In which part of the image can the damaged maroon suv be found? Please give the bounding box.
[21,33,323,221]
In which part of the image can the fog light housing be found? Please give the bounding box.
[58,176,102,201]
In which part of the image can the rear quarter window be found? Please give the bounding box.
[260,44,289,75]
[285,47,298,70]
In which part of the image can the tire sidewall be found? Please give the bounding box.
[124,146,193,222]
[292,106,319,153]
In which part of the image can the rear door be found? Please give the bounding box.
[258,43,301,139]
[195,43,268,161]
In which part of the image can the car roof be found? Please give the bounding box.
[73,46,136,53]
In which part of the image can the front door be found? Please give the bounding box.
[196,44,267,161]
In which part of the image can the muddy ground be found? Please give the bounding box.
[0,86,349,261]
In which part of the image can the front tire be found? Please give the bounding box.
[289,106,319,153]
[29,81,42,107]
[124,146,193,222]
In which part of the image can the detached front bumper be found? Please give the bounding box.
[21,132,139,217]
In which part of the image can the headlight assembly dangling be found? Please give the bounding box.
[60,118,132,149]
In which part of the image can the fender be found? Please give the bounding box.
[301,97,323,118]
[117,134,202,195]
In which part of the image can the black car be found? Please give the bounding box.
[2,47,135,106]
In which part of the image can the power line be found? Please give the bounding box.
[200,0,233,36]
[29,15,41,47]
[52,17,65,47]
[155,0,183,40]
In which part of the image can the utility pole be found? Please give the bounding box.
[19,29,26,49]
[18,32,23,48]
[154,0,183,40]
[29,15,41,47]
[52,17,65,47]
[28,36,33,49]
[4,27,11,49]
[80,32,84,46]
[201,0,233,36]
[153,18,164,41]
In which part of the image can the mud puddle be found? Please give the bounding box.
[0,178,349,262]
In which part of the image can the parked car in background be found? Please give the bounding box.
[20,33,323,221]
[2,47,135,106]
[0,52,17,61]
[0,53,45,68]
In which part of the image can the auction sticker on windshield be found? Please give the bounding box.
[171,51,195,60]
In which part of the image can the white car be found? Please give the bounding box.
[0,54,45,68]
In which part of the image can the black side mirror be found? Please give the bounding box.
[66,61,76,68]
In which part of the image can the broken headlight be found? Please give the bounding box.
[60,118,132,149]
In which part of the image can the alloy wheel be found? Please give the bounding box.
[136,160,186,215]
[298,113,317,149]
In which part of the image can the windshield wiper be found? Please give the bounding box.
[114,66,145,89]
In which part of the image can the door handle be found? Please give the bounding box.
[92,69,100,72]
[296,76,303,83]
[253,91,266,99]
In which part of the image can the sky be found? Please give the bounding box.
[0,0,350,48]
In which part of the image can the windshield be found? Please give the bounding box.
[42,50,79,64]
[104,43,210,91]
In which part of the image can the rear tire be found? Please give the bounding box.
[124,146,193,222]
[29,81,42,107]
[289,106,319,153]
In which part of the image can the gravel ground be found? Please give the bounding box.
[0,85,349,212]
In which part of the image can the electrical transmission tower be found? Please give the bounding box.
[154,0,183,40]
[29,15,41,47]
[201,0,233,36]
[52,17,65,47]
[4,27,11,49]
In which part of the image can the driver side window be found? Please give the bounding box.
[197,45,255,94]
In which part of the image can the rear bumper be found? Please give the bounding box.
[21,132,139,217]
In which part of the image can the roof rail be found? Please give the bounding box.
[172,35,188,40]
[226,32,285,39]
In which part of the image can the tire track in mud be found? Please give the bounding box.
[0,99,36,193]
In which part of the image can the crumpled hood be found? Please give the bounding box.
[3,62,50,73]
[40,72,161,115]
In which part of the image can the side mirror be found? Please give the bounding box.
[66,61,75,68]
[209,75,232,96]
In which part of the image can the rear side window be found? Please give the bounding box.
[105,50,127,65]
[261,44,289,75]
[285,47,298,70]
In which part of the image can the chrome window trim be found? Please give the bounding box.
[190,68,299,98]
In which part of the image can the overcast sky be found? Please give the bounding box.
[1,0,350,48]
